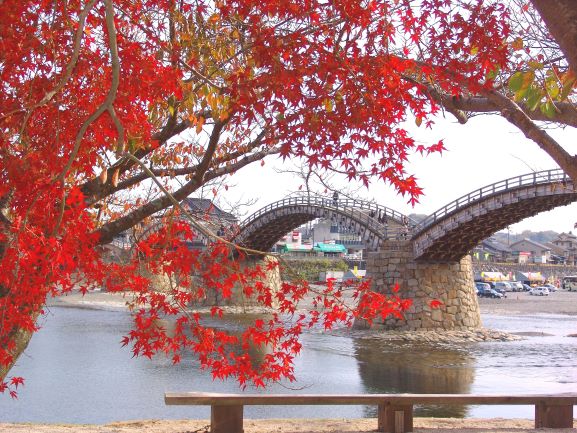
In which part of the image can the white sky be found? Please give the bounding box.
[222,113,577,235]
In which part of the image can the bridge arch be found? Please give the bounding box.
[412,169,577,262]
[235,195,413,252]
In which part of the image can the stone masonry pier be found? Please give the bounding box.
[364,240,481,330]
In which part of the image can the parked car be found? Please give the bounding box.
[475,282,491,295]
[494,281,513,293]
[543,284,558,292]
[529,286,550,296]
[522,283,533,291]
[488,289,504,299]
[478,287,504,299]
[509,281,524,292]
[562,275,577,291]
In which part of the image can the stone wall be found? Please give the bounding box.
[364,240,481,330]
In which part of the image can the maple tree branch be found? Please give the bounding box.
[80,113,211,200]
[486,91,577,179]
[124,152,281,258]
[0,0,99,122]
[193,119,226,184]
[402,75,577,127]
[95,175,205,244]
[95,120,226,243]
[202,145,281,183]
[94,142,280,245]
[66,0,121,177]
[96,127,270,199]
[408,79,468,124]
[54,0,121,234]
[439,92,577,127]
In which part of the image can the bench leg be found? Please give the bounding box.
[535,403,573,428]
[211,404,243,433]
[378,403,413,433]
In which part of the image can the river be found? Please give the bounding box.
[0,303,576,423]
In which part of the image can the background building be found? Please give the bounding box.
[509,238,552,264]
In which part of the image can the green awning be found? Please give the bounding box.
[279,244,314,253]
[313,243,347,253]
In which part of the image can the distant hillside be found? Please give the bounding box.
[492,230,559,246]
[408,213,428,223]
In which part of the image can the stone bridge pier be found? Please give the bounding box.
[364,240,481,330]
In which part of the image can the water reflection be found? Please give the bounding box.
[354,339,475,417]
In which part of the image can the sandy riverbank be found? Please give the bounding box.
[50,288,577,316]
[1,417,575,433]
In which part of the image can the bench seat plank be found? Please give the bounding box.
[165,392,577,406]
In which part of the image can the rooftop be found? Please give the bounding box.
[181,198,238,223]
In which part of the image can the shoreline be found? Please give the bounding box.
[48,290,577,342]
[2,417,576,433]
[51,288,577,314]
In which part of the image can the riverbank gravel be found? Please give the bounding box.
[478,290,577,316]
[1,417,575,433]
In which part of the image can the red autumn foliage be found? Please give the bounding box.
[0,0,511,395]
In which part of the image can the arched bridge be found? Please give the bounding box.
[412,169,577,261]
[235,169,577,263]
[234,196,415,252]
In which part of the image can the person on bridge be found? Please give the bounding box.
[332,191,339,207]
[401,216,409,239]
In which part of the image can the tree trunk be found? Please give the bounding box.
[531,0,577,73]
[0,315,37,384]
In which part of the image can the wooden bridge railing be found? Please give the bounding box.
[414,168,571,234]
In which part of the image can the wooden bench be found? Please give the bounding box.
[165,392,577,433]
